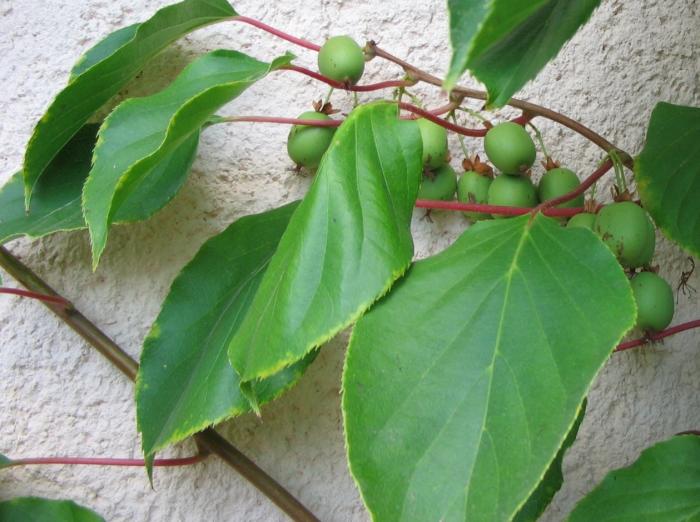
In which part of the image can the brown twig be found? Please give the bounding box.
[0,246,319,522]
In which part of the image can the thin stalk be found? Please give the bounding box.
[534,160,613,213]
[283,65,412,92]
[368,43,633,168]
[416,200,584,217]
[4,455,206,469]
[0,247,320,522]
[449,112,471,159]
[528,122,550,159]
[615,319,700,352]
[0,287,70,307]
[232,16,321,52]
[219,115,340,127]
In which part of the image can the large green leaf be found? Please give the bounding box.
[0,497,104,522]
[229,102,423,383]
[514,400,586,522]
[569,434,700,521]
[136,202,315,465]
[636,102,700,258]
[83,50,292,268]
[0,125,198,245]
[23,0,235,207]
[0,453,12,469]
[343,215,635,522]
[445,0,601,107]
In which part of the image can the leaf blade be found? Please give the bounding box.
[0,497,104,522]
[82,50,291,267]
[23,0,235,206]
[228,102,423,382]
[635,102,700,258]
[343,215,635,522]
[136,203,314,463]
[568,435,700,521]
[0,125,199,245]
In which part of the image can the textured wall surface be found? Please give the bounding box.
[1,0,698,520]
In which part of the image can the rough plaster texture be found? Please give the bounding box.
[0,0,698,520]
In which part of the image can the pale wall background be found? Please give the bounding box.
[0,0,698,521]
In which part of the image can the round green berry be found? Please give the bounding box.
[487,174,538,219]
[631,271,674,331]
[457,171,492,220]
[286,111,335,169]
[317,36,365,85]
[484,122,536,174]
[538,167,584,208]
[417,118,448,169]
[594,202,655,268]
[418,164,457,201]
[567,213,596,230]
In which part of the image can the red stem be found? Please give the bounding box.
[283,65,412,92]
[224,115,340,127]
[5,454,206,469]
[416,200,584,217]
[533,160,613,214]
[615,319,700,352]
[0,287,70,307]
[232,16,321,52]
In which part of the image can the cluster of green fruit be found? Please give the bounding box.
[284,35,674,335]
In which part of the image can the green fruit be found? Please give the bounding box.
[317,35,365,85]
[287,111,335,169]
[457,171,492,220]
[631,271,674,331]
[487,174,538,219]
[594,202,655,268]
[567,213,596,230]
[538,167,584,207]
[418,164,457,201]
[484,122,536,174]
[417,118,448,169]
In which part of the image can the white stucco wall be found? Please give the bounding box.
[1,1,698,520]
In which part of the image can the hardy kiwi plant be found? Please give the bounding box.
[1,1,699,521]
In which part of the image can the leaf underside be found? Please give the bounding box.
[568,434,700,521]
[83,50,293,267]
[445,0,601,107]
[0,497,104,522]
[635,102,700,258]
[0,125,199,245]
[344,215,635,522]
[23,0,235,206]
[228,102,423,383]
[136,202,315,467]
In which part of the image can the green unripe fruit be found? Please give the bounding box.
[484,122,536,174]
[538,167,584,207]
[487,174,538,219]
[418,164,457,201]
[457,171,492,220]
[567,213,596,230]
[631,271,674,331]
[287,111,335,169]
[317,35,365,85]
[594,201,655,268]
[417,118,448,169]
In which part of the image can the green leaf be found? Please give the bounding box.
[0,497,104,522]
[23,0,236,207]
[514,400,586,522]
[0,125,199,245]
[445,0,601,107]
[229,102,423,382]
[568,434,700,521]
[83,50,292,268]
[636,102,700,258]
[343,215,635,522]
[136,203,314,466]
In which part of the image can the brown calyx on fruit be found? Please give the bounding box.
[462,154,494,178]
[583,199,599,213]
[312,99,340,115]
[612,186,633,202]
[542,156,561,171]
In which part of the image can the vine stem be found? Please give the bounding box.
[0,287,70,307]
[220,115,340,127]
[232,16,321,52]
[283,65,413,92]
[416,200,584,217]
[0,247,320,522]
[4,454,206,469]
[368,43,634,168]
[615,319,700,352]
